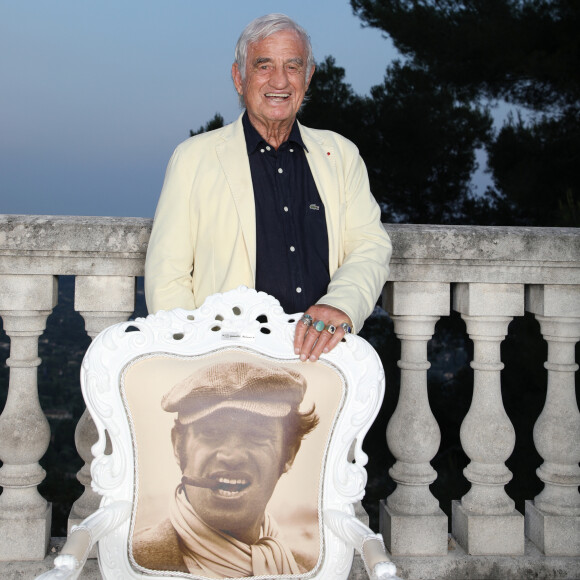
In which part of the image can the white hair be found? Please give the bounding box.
[234,13,315,106]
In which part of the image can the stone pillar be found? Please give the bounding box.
[525,284,580,556]
[380,282,449,555]
[451,282,525,555]
[0,274,57,560]
[68,276,135,536]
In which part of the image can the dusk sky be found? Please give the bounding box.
[1,1,399,218]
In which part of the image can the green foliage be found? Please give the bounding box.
[488,108,580,225]
[299,56,372,143]
[300,56,493,223]
[190,112,225,137]
[350,0,580,226]
[364,62,493,223]
[350,0,580,110]
[560,189,580,227]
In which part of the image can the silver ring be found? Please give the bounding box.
[300,314,313,327]
[327,324,336,335]
[340,322,352,334]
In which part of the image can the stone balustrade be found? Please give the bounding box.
[0,215,578,579]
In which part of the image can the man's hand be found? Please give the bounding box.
[294,304,353,362]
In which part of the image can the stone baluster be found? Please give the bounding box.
[68,276,135,535]
[380,281,449,555]
[525,284,580,556]
[452,282,524,555]
[0,274,57,560]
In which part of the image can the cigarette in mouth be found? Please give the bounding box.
[181,475,217,489]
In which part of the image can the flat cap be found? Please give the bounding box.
[161,360,307,424]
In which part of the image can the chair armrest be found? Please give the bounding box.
[324,509,401,580]
[35,501,132,580]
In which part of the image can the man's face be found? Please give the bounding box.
[232,29,314,132]
[179,408,291,544]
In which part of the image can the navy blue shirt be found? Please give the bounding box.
[242,112,330,314]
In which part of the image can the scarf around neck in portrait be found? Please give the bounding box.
[169,485,300,578]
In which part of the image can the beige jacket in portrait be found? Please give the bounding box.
[145,113,391,333]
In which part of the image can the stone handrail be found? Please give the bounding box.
[0,214,578,579]
[2,215,579,280]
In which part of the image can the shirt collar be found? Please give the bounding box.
[242,111,308,154]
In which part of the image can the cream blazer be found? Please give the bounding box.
[145,114,392,333]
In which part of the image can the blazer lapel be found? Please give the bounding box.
[215,115,257,279]
[300,123,341,275]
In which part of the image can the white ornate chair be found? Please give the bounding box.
[38,287,399,580]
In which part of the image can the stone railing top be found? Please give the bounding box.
[0,214,579,283]
[385,223,580,284]
[388,223,580,262]
[0,214,151,253]
[0,215,151,276]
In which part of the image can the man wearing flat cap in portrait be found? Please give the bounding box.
[132,359,319,578]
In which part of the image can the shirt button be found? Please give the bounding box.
[260,148,265,153]
[266,146,271,151]
[283,206,289,212]
[290,246,295,252]
[290,148,294,153]
[296,287,302,293]
[278,168,283,174]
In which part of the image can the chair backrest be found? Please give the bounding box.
[83,287,385,579]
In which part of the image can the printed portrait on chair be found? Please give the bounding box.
[123,349,344,579]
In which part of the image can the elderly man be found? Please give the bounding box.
[145,13,391,361]
[132,360,319,577]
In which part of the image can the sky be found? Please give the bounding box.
[0,1,399,218]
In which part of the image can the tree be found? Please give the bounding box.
[300,56,493,223]
[190,113,224,137]
[350,0,579,109]
[350,0,580,225]
[364,62,492,223]
[487,108,580,225]
[298,56,372,146]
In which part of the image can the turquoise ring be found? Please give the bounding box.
[314,320,325,332]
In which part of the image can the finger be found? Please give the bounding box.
[323,326,347,354]
[308,327,333,361]
[299,320,324,361]
[294,313,313,354]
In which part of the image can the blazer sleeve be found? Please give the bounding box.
[145,144,197,313]
[316,146,392,333]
